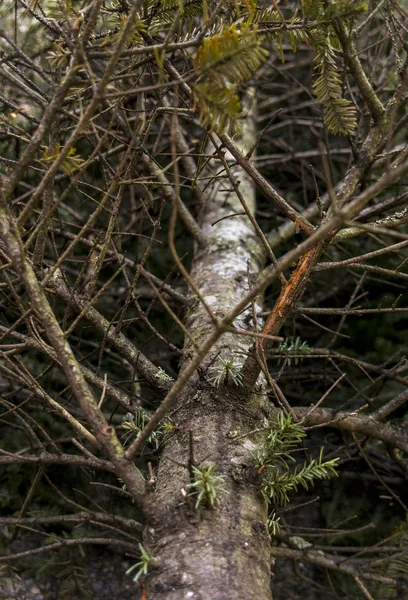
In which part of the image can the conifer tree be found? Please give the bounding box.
[1,1,408,598]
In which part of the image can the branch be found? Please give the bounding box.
[0,326,141,413]
[0,353,98,447]
[218,132,314,236]
[0,511,141,532]
[0,206,151,516]
[47,269,172,396]
[332,206,408,242]
[270,546,399,586]
[335,20,386,125]
[15,0,146,226]
[294,407,408,454]
[0,537,140,563]
[0,451,114,471]
[315,240,408,271]
[52,227,189,305]
[315,261,408,281]
[124,150,367,461]
[164,58,314,236]
[372,389,408,421]
[142,152,206,247]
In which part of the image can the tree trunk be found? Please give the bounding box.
[146,110,273,599]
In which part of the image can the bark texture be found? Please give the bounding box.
[146,115,273,599]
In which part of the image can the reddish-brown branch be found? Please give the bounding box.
[260,245,323,348]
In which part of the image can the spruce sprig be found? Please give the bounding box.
[257,411,339,506]
[194,24,268,132]
[312,37,357,135]
[251,0,367,135]
[263,448,339,506]
[186,463,227,509]
[126,544,155,582]
[147,0,204,34]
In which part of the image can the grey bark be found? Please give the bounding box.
[145,112,273,599]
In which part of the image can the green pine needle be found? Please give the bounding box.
[186,463,226,509]
[258,411,339,506]
[194,24,268,132]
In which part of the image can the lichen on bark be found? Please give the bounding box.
[145,101,273,600]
